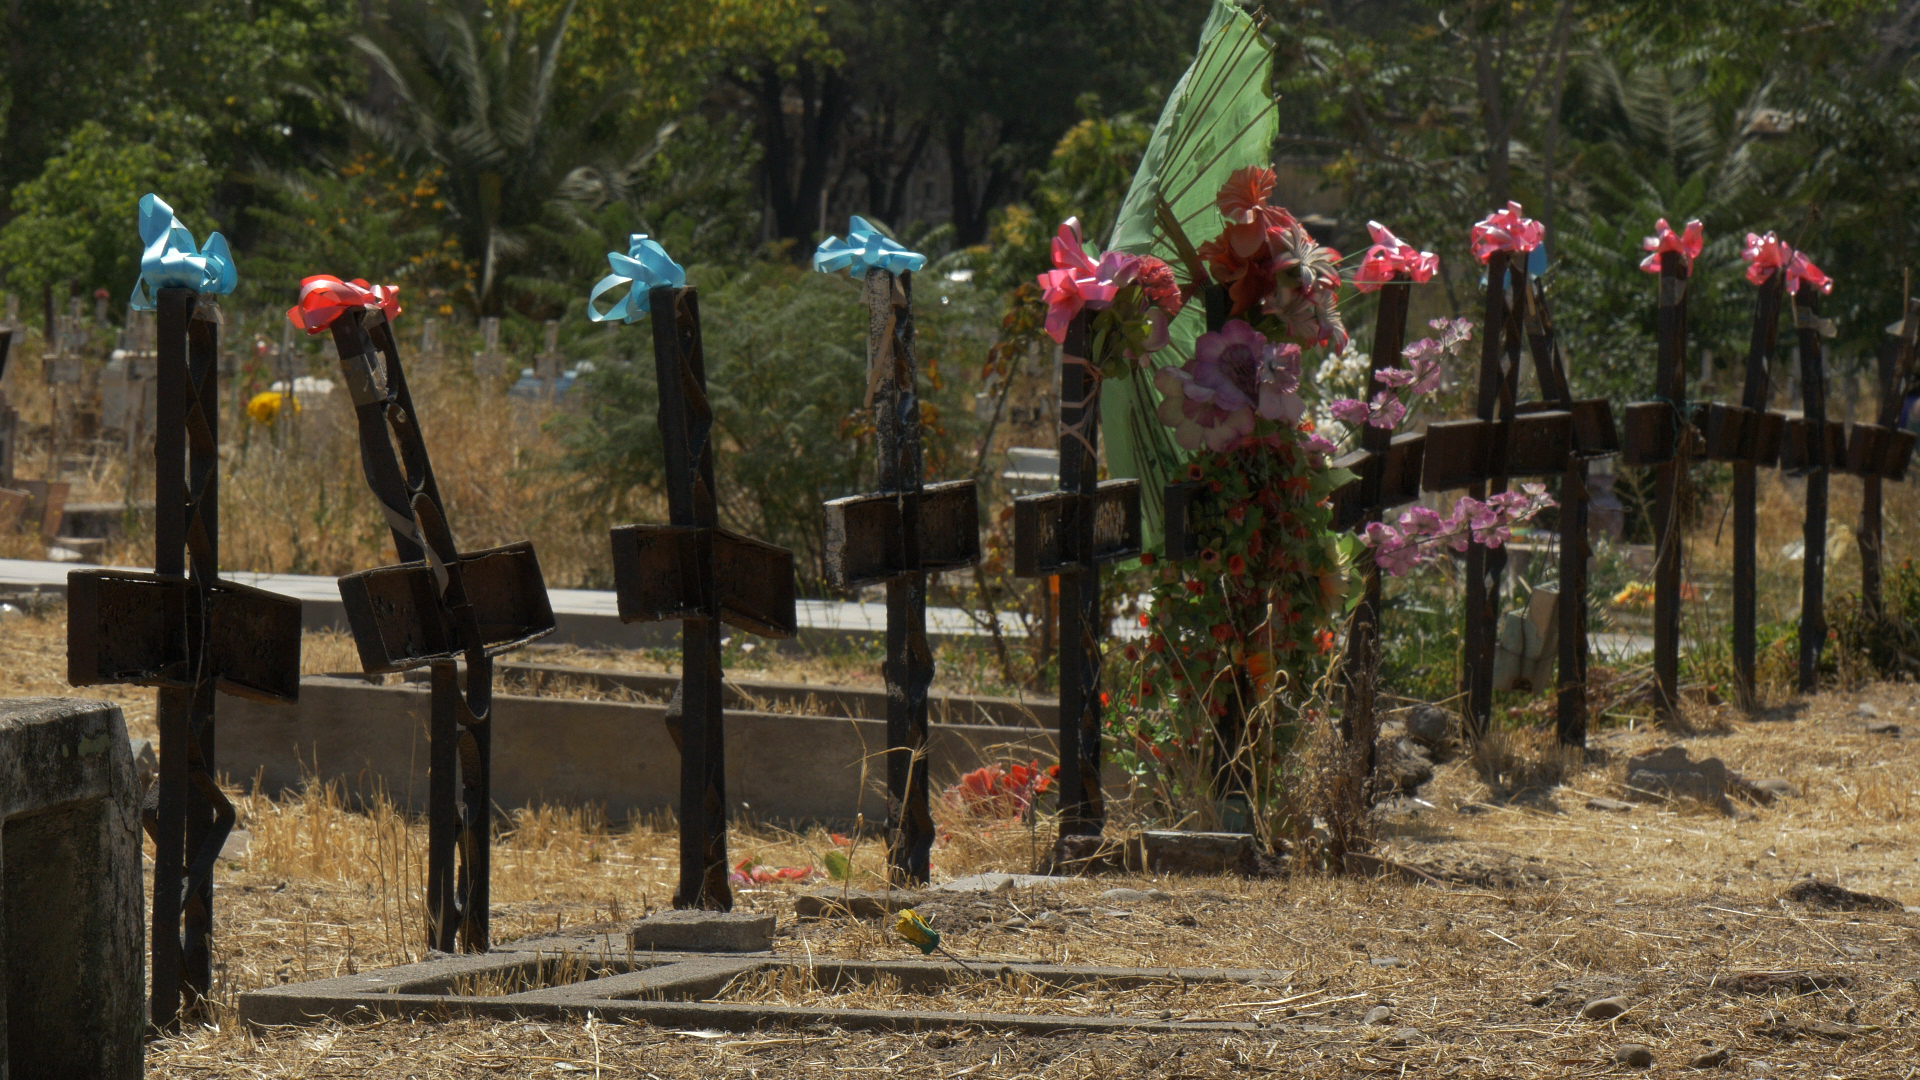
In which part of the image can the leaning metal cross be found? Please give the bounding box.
[1516,280,1619,745]
[1012,309,1143,840]
[68,286,304,1029]
[321,303,557,953]
[1421,250,1573,736]
[610,284,798,911]
[1785,282,1836,693]
[1692,271,1788,710]
[823,268,979,885]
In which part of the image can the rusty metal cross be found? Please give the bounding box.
[1012,310,1142,840]
[1846,300,1920,619]
[1785,283,1837,692]
[822,269,979,885]
[610,285,798,911]
[324,306,557,953]
[67,287,304,1029]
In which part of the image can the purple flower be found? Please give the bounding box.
[1364,522,1421,576]
[1368,391,1407,429]
[1409,355,1443,394]
[1302,432,1336,456]
[1398,505,1443,535]
[1375,366,1417,388]
[1329,398,1370,425]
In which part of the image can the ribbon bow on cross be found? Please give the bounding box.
[1354,220,1438,292]
[1742,231,1833,295]
[286,275,403,335]
[130,193,237,311]
[814,215,927,276]
[1639,218,1705,274]
[1469,201,1544,264]
[588,234,688,323]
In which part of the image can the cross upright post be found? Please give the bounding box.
[1792,282,1833,692]
[68,198,304,1030]
[1012,310,1142,840]
[294,276,557,952]
[606,278,798,911]
[1848,301,1920,616]
[823,266,979,885]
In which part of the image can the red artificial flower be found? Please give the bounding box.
[287,275,402,334]
[1227,553,1247,575]
[1217,166,1278,224]
[1470,201,1544,263]
[1140,551,1156,567]
[1639,218,1704,275]
[1210,623,1237,642]
[1226,502,1248,524]
[1354,221,1439,292]
[1315,629,1336,654]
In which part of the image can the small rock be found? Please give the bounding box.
[1690,1047,1731,1069]
[1625,746,1734,814]
[1404,704,1458,752]
[1457,802,1494,815]
[1170,913,1199,928]
[794,889,922,920]
[1866,721,1901,736]
[1028,910,1068,930]
[1133,831,1285,878]
[1586,797,1636,813]
[1362,1005,1395,1026]
[1616,1043,1654,1068]
[924,1032,952,1049]
[1857,702,1882,717]
[1099,887,1151,904]
[1581,996,1631,1021]
[1145,888,1172,901]
[1751,779,1798,800]
[1370,956,1407,968]
[1388,1026,1422,1047]
[1375,737,1435,795]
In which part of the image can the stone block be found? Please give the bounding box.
[1133,831,1286,877]
[628,909,775,953]
[0,698,143,1080]
[1623,746,1734,814]
[794,889,923,919]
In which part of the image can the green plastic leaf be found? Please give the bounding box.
[823,850,851,882]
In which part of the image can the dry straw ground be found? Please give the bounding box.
[0,610,1910,1077]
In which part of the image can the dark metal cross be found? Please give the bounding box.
[1692,272,1788,710]
[67,286,304,1029]
[610,285,798,911]
[1784,283,1836,692]
[1012,309,1142,840]
[324,306,557,953]
[822,268,979,885]
[1848,300,1920,617]
[1421,251,1574,736]
[1619,249,1695,722]
[1516,281,1619,745]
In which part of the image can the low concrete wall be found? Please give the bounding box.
[221,677,1096,826]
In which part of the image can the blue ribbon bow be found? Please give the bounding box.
[588,235,687,323]
[129,193,236,311]
[813,216,926,276]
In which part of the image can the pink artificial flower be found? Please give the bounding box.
[1365,522,1422,576]
[1375,367,1416,388]
[1408,355,1442,394]
[1368,391,1407,429]
[1302,432,1336,456]
[1036,218,1119,343]
[1431,316,1474,348]
[1639,218,1705,274]
[1742,231,1834,295]
[1470,201,1544,264]
[1329,398,1370,425]
[1398,505,1443,535]
[1354,221,1439,292]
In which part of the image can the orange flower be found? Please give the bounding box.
[1216,166,1277,224]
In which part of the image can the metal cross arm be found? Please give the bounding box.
[1842,422,1916,480]
[1691,402,1785,467]
[1420,410,1573,492]
[825,479,980,586]
[610,523,798,638]
[1328,434,1426,533]
[1014,480,1144,574]
[68,571,301,701]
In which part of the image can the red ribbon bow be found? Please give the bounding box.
[1639,218,1704,274]
[1354,221,1438,293]
[286,275,403,335]
[1741,232,1832,295]
[1470,201,1544,263]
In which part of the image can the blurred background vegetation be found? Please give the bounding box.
[7,0,1920,705]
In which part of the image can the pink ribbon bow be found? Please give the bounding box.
[1354,221,1439,293]
[1036,218,1121,343]
[1469,201,1544,263]
[1741,232,1833,295]
[286,275,403,334]
[1639,218,1704,274]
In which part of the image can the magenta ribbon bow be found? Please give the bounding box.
[1639,218,1704,274]
[1741,232,1833,295]
[1469,201,1544,264]
[1354,221,1438,293]
[1036,218,1122,343]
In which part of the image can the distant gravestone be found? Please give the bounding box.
[0,698,143,1080]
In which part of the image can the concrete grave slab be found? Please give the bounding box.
[628,910,775,953]
[0,698,143,1080]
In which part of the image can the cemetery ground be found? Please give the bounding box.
[6,614,1920,1075]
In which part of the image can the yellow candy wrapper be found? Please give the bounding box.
[894,908,941,955]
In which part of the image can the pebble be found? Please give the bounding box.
[1690,1048,1731,1069]
[1586,797,1636,813]
[1858,702,1882,717]
[1616,1043,1654,1068]
[1370,956,1407,968]
[1362,1005,1394,1026]
[1581,996,1630,1021]
[1866,721,1902,736]
[1388,1026,1422,1047]
[1099,888,1151,903]
[1028,911,1067,930]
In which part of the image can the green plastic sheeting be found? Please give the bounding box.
[1102,0,1275,548]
